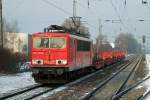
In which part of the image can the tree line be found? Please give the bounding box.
[115,33,142,54]
[95,32,142,54]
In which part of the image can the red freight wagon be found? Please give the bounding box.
[119,52,127,60]
[113,52,126,62]
[100,51,113,65]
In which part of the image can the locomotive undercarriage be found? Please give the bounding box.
[31,66,93,84]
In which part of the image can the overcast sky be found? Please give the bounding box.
[3,0,150,43]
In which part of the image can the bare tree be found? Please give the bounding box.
[95,34,112,52]
[4,20,19,33]
[63,18,78,30]
[0,18,19,33]
[95,34,104,52]
[62,17,90,38]
[0,19,20,50]
[115,33,142,53]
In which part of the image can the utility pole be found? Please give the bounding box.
[72,0,81,31]
[96,19,103,52]
[73,0,77,17]
[0,0,3,48]
[99,19,103,43]
[99,19,102,35]
[142,35,146,54]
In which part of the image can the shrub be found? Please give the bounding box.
[0,48,28,73]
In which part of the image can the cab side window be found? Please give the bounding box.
[70,39,73,48]
[77,40,91,51]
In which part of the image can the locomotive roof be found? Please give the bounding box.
[32,32,92,42]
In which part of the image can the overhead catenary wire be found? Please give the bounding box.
[77,1,98,16]
[109,0,130,33]
[41,0,79,29]
[144,2,150,10]
[41,0,100,32]
[109,0,128,30]
[77,1,101,30]
[79,0,129,34]
[41,0,72,16]
[72,0,102,31]
[41,0,126,36]
[77,0,113,36]
[77,0,120,41]
[41,0,129,41]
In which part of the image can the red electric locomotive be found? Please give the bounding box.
[31,25,93,83]
[30,25,127,84]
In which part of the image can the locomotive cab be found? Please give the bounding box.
[32,36,67,66]
[31,33,70,83]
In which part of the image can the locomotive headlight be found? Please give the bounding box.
[56,60,67,65]
[32,60,36,64]
[32,60,43,65]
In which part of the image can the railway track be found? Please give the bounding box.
[0,56,135,100]
[110,56,143,100]
[82,55,144,100]
[36,55,136,100]
[3,85,60,100]
[0,83,59,100]
[139,90,150,100]
[0,84,41,99]
[110,75,150,100]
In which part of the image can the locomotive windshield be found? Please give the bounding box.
[33,37,66,49]
[50,38,66,48]
[34,38,49,48]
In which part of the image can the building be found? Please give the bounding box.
[4,32,29,54]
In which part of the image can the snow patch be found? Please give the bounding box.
[144,55,150,87]
[0,72,35,94]
[143,54,150,100]
[136,85,143,89]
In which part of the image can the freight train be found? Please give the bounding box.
[30,25,126,84]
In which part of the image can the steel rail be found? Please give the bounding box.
[23,87,56,100]
[139,90,150,100]
[82,56,137,100]
[111,75,150,100]
[3,85,59,100]
[110,56,143,100]
[0,84,42,99]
